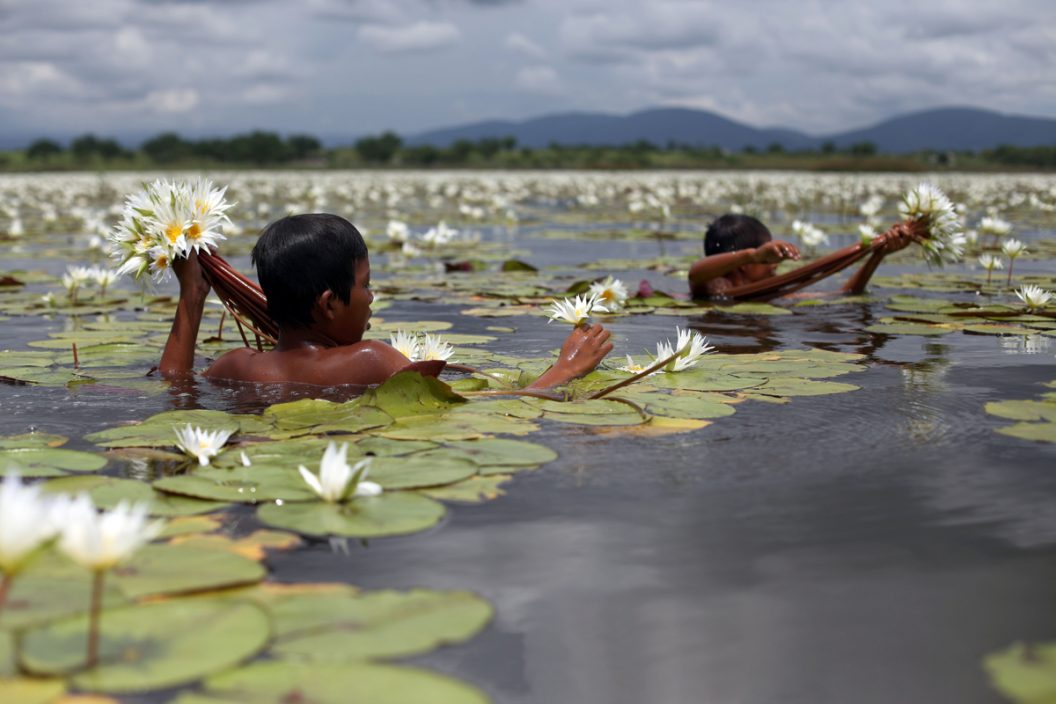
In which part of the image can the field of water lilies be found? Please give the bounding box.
[1,170,1056,704]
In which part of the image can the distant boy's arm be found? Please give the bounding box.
[528,324,613,389]
[160,251,210,378]
[842,223,917,294]
[688,240,800,298]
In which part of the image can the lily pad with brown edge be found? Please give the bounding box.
[83,409,263,449]
[267,588,493,661]
[420,474,513,502]
[19,600,270,694]
[962,324,1039,336]
[865,323,953,336]
[354,437,438,456]
[256,493,446,538]
[157,515,223,538]
[536,399,648,427]
[0,432,68,450]
[615,391,737,420]
[0,367,87,386]
[169,530,301,562]
[260,398,393,439]
[191,660,490,704]
[41,476,230,517]
[747,378,860,397]
[984,641,1056,704]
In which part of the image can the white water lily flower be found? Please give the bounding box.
[588,276,629,310]
[979,216,1012,237]
[0,474,61,574]
[978,254,1003,271]
[546,293,608,326]
[386,220,409,242]
[298,442,381,503]
[899,183,965,265]
[173,425,234,466]
[858,224,879,245]
[239,451,252,467]
[419,332,454,361]
[617,354,653,374]
[57,495,163,571]
[663,327,715,372]
[41,292,57,307]
[1001,238,1026,259]
[1015,284,1053,310]
[390,330,421,361]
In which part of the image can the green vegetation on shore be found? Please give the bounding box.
[4,130,1055,172]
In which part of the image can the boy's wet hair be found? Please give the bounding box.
[704,214,772,256]
[252,213,368,329]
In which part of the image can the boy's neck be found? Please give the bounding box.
[275,326,340,351]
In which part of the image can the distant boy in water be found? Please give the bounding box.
[160,214,612,387]
[687,214,915,299]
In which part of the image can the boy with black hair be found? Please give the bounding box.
[161,213,612,387]
[687,214,915,299]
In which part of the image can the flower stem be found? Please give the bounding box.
[986,269,992,285]
[0,572,12,625]
[1006,261,1014,288]
[86,570,105,669]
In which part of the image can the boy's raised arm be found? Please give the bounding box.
[160,251,211,378]
[688,240,799,298]
[842,222,917,294]
[527,324,613,389]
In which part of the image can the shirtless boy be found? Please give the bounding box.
[160,213,612,388]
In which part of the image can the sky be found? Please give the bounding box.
[1,0,1054,144]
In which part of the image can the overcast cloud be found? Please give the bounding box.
[1,0,1053,142]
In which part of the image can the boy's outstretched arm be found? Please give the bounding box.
[528,324,613,389]
[160,251,211,378]
[842,223,918,294]
[688,240,799,298]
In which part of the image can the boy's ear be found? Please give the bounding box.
[314,289,337,321]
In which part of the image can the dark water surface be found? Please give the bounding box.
[2,235,1055,704]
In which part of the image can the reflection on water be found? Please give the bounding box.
[1000,334,1053,356]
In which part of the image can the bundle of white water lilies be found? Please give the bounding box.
[107,178,233,282]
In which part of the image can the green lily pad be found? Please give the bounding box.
[0,367,85,386]
[378,413,539,441]
[269,589,493,660]
[865,323,952,336]
[369,452,478,489]
[0,566,127,631]
[20,599,270,693]
[748,378,860,397]
[154,467,316,504]
[444,438,557,467]
[996,422,1056,443]
[83,410,251,449]
[0,433,67,450]
[0,677,65,704]
[361,372,466,419]
[256,493,446,538]
[261,399,393,438]
[618,391,737,420]
[986,400,1056,422]
[0,448,106,476]
[113,544,265,599]
[197,661,489,704]
[42,476,229,516]
[984,641,1056,703]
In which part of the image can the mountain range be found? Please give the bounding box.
[406,107,1056,153]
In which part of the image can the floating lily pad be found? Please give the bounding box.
[984,641,1056,703]
[42,476,229,516]
[378,413,539,441]
[748,378,860,397]
[154,467,316,504]
[361,372,466,419]
[369,452,478,489]
[0,433,67,450]
[113,544,265,599]
[444,438,557,467]
[20,600,270,693]
[0,677,66,704]
[196,661,489,704]
[421,474,513,502]
[257,493,446,538]
[865,323,952,336]
[0,448,106,476]
[268,588,493,660]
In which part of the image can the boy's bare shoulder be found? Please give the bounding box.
[204,340,407,386]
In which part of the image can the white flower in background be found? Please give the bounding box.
[859,195,884,218]
[1015,284,1053,310]
[298,442,381,503]
[964,229,979,247]
[979,216,1012,237]
[588,276,629,310]
[390,330,421,361]
[87,235,103,251]
[419,333,454,361]
[792,220,829,248]
[7,218,24,238]
[57,495,164,571]
[386,220,409,243]
[546,293,608,326]
[401,241,422,257]
[173,425,234,466]
[899,183,965,265]
[978,254,1003,271]
[1001,238,1026,259]
[41,292,57,307]
[422,221,458,246]
[858,224,879,245]
[0,474,61,574]
[89,267,118,296]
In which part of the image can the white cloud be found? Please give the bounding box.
[145,87,199,113]
[515,65,563,95]
[505,31,546,59]
[358,21,461,53]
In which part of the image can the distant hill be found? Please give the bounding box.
[407,106,1056,153]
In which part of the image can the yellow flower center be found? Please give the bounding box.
[165,223,183,244]
[186,222,202,241]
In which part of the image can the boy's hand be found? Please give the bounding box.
[874,222,919,255]
[172,250,211,301]
[556,323,613,379]
[751,240,800,264]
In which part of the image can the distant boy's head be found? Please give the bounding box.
[252,214,371,336]
[704,214,772,256]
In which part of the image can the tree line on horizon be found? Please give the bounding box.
[6,129,1056,170]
